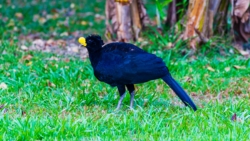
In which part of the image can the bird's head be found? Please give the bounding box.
[78,34,104,52]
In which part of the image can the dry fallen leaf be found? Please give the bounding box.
[204,73,210,77]
[60,32,68,37]
[64,58,70,62]
[183,76,192,82]
[81,21,88,25]
[7,19,15,27]
[47,81,56,87]
[46,39,57,46]
[22,54,33,61]
[57,39,67,47]
[167,42,173,49]
[0,82,8,90]
[71,46,79,53]
[20,45,28,50]
[33,39,45,47]
[233,43,250,57]
[95,14,105,22]
[207,66,215,72]
[39,17,47,25]
[26,61,32,66]
[52,13,59,19]
[233,65,246,69]
[225,67,231,72]
[15,12,23,19]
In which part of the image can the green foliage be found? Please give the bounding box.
[1,40,250,140]
[155,0,172,20]
[176,0,188,18]
[0,0,105,40]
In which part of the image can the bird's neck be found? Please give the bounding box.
[88,49,101,68]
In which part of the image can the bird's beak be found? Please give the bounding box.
[78,37,87,47]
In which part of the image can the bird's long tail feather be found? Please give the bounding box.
[162,75,197,111]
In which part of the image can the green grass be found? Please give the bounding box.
[0,0,250,140]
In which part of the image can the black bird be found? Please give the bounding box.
[78,35,197,111]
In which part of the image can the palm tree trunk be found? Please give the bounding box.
[182,0,232,49]
[105,0,150,42]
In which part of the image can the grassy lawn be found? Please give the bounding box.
[0,0,250,140]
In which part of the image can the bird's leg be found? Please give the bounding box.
[116,93,126,110]
[116,85,126,110]
[126,84,135,109]
[129,91,135,109]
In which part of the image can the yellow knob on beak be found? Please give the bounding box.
[78,37,87,47]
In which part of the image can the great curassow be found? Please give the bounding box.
[78,35,197,111]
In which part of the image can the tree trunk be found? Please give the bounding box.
[105,0,150,42]
[231,0,250,56]
[231,0,250,43]
[166,0,177,28]
[182,0,231,49]
[213,0,230,35]
[182,0,210,49]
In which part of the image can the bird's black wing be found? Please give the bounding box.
[94,42,168,86]
[101,42,145,53]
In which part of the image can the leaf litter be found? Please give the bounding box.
[19,32,88,59]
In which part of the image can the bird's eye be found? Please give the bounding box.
[88,40,94,44]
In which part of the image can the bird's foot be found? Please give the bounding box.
[129,106,135,111]
[128,106,136,112]
[115,93,126,111]
[129,102,134,110]
[115,105,121,111]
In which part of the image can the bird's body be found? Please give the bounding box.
[79,35,197,111]
[93,43,168,87]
